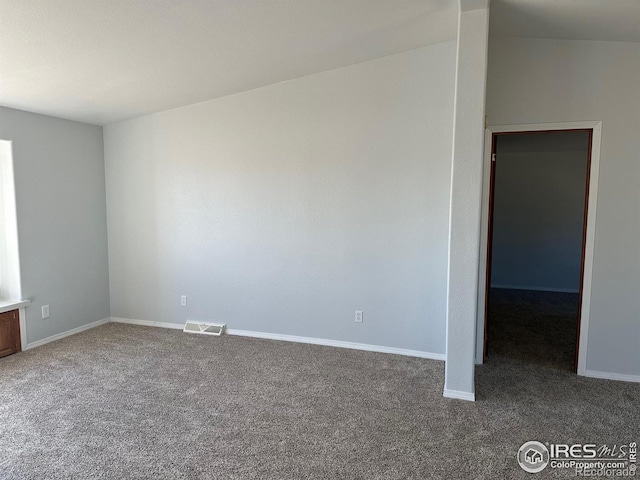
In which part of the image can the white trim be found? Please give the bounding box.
[490,284,579,294]
[443,389,476,401]
[475,121,602,376]
[110,317,183,330]
[108,318,445,361]
[0,299,29,314]
[226,328,446,361]
[584,370,640,384]
[19,306,27,349]
[24,317,110,350]
[576,122,601,376]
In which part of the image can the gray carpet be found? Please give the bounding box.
[487,288,580,371]
[0,323,638,479]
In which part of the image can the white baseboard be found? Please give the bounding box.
[24,317,111,350]
[443,388,476,402]
[110,317,183,330]
[584,370,640,384]
[108,317,445,361]
[226,328,446,361]
[490,284,579,294]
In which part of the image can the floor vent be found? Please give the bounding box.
[183,321,226,336]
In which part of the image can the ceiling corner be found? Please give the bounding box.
[460,0,490,12]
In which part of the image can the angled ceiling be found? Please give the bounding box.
[491,0,640,43]
[0,0,638,126]
[0,0,457,125]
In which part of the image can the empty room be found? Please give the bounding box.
[1,1,638,478]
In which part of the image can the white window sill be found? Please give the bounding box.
[0,299,30,315]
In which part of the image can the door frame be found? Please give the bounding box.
[475,121,602,376]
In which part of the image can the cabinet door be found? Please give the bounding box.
[0,310,21,358]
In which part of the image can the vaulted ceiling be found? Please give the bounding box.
[1,0,638,125]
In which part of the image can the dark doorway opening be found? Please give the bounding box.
[483,129,592,372]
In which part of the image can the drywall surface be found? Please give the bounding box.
[0,107,111,343]
[486,38,640,376]
[104,42,456,355]
[444,5,489,400]
[491,132,590,292]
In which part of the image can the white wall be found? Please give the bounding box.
[0,107,111,343]
[104,42,456,355]
[486,38,640,377]
[491,132,590,292]
[444,4,490,401]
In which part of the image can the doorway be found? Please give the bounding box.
[480,127,596,373]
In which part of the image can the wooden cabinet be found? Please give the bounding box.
[0,309,21,358]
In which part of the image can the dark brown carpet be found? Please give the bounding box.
[0,322,638,479]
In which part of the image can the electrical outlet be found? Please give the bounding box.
[355,310,363,323]
[180,295,187,307]
[41,305,50,319]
